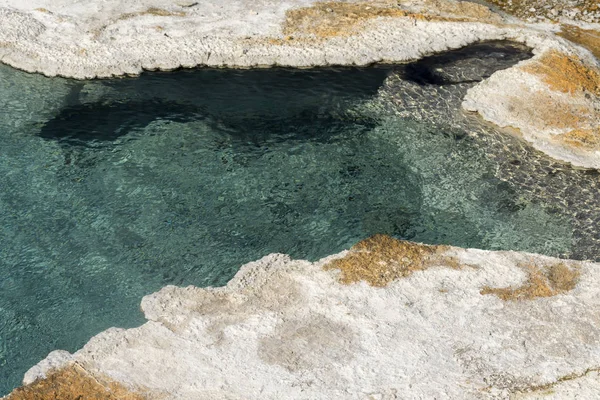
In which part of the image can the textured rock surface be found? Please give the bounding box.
[0,0,511,79]
[485,0,600,164]
[463,45,600,169]
[488,0,600,23]
[461,0,600,169]
[6,236,600,399]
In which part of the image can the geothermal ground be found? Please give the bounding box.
[1,0,600,399]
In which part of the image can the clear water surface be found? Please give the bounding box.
[0,43,596,393]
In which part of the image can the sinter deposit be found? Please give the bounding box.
[7,236,600,399]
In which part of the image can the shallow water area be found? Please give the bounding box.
[0,41,598,394]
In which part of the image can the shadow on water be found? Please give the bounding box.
[38,66,391,147]
[37,100,204,145]
[1,40,551,395]
[402,41,533,85]
[38,41,532,148]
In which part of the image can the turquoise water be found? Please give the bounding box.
[0,42,595,393]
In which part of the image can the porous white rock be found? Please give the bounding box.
[0,0,577,78]
[463,34,600,169]
[21,247,600,399]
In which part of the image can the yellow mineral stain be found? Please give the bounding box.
[282,0,499,38]
[515,50,600,152]
[522,50,600,95]
[557,128,600,150]
[4,364,147,400]
[559,24,600,60]
[119,7,186,21]
[512,367,600,398]
[481,262,580,301]
[513,89,594,130]
[323,234,461,287]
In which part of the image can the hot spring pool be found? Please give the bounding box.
[1,41,600,393]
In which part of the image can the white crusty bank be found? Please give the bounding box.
[8,236,600,400]
[8,236,600,399]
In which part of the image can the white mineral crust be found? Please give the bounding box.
[23,248,600,399]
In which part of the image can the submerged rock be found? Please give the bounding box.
[5,235,600,399]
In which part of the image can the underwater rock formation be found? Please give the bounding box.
[6,235,600,399]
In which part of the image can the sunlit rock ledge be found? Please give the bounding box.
[4,235,600,399]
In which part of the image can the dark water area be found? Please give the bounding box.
[0,41,593,393]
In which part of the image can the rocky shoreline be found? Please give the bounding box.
[6,235,600,399]
[2,0,600,399]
